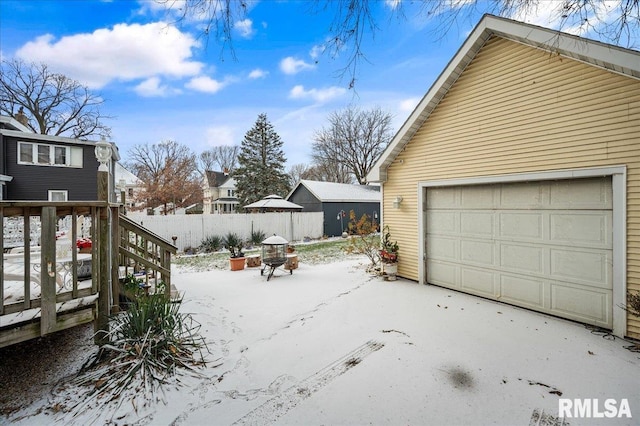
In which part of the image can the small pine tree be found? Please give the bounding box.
[235,113,291,206]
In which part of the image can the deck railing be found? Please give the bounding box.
[0,201,176,348]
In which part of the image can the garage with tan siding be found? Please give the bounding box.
[368,15,640,339]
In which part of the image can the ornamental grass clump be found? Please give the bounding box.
[68,290,209,416]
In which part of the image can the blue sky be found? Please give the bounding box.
[0,1,632,168]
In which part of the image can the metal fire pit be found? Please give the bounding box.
[261,235,291,281]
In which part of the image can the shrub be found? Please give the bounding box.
[74,293,208,415]
[250,229,266,245]
[199,235,222,253]
[224,232,244,258]
[345,210,380,269]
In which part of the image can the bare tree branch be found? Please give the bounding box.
[155,0,639,88]
[0,59,112,139]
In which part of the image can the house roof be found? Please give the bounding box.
[367,14,640,183]
[244,194,303,210]
[115,162,143,186]
[288,180,380,203]
[0,127,121,161]
[205,170,231,188]
[0,115,32,133]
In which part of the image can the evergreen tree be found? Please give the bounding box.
[235,113,290,207]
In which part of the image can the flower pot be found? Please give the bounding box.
[229,257,246,271]
[383,262,398,281]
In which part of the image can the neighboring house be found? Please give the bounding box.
[114,162,145,211]
[368,14,640,340]
[287,180,380,237]
[202,170,238,214]
[0,115,119,201]
[244,194,303,213]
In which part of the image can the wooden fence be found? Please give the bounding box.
[125,212,324,251]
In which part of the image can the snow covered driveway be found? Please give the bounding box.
[3,257,639,425]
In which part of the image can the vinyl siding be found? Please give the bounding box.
[382,36,640,338]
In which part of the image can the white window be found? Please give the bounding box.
[48,190,68,201]
[18,142,83,168]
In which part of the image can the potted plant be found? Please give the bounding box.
[379,225,399,279]
[225,232,246,271]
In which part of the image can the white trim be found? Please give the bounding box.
[418,166,627,337]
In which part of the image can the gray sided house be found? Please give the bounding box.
[287,180,380,237]
[0,115,119,201]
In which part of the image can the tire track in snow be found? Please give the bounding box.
[231,340,385,425]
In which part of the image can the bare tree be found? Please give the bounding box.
[306,158,354,184]
[0,59,111,139]
[155,0,640,87]
[198,145,239,176]
[125,140,202,214]
[312,106,393,185]
[287,163,312,187]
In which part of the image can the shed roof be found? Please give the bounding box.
[367,14,640,183]
[288,180,380,203]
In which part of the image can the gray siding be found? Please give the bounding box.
[4,134,100,201]
[288,186,322,212]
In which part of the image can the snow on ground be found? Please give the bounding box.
[2,254,639,425]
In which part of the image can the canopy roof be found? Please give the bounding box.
[244,195,303,211]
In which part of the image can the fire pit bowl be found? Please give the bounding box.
[261,235,291,281]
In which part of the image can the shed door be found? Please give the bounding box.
[425,177,613,328]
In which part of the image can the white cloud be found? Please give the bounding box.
[186,76,225,94]
[248,68,268,79]
[205,126,235,146]
[309,44,324,59]
[15,22,203,89]
[279,56,315,75]
[234,19,255,38]
[399,97,420,113]
[289,85,346,103]
[134,77,170,97]
[384,0,401,9]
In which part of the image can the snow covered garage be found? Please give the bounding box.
[367,15,640,339]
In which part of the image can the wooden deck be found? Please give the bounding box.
[1,199,176,348]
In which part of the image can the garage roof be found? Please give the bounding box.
[288,180,380,203]
[367,14,640,183]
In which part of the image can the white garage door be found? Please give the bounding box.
[426,177,613,328]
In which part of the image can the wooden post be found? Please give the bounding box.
[95,170,111,345]
[111,206,120,312]
[40,206,57,336]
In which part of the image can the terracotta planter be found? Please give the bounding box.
[229,257,246,271]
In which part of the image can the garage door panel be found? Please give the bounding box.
[427,187,460,209]
[427,211,458,235]
[499,275,545,307]
[549,249,611,288]
[549,179,612,209]
[427,236,458,261]
[500,243,545,274]
[425,177,613,329]
[427,261,458,288]
[460,186,495,209]
[461,212,493,237]
[551,284,611,326]
[500,182,546,208]
[550,212,612,248]
[460,240,495,267]
[461,267,496,296]
[499,212,545,240]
